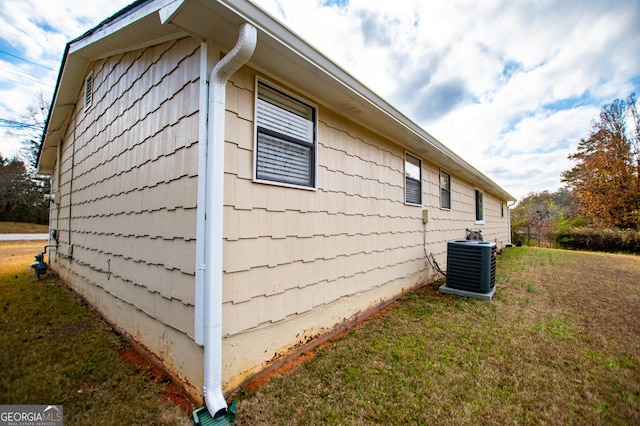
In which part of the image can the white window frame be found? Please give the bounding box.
[440,169,451,210]
[404,152,422,206]
[253,79,318,190]
[84,70,93,111]
[475,189,485,224]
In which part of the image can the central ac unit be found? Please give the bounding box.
[439,240,496,300]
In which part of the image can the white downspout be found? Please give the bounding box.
[203,23,257,417]
[195,40,216,348]
[55,141,61,204]
[508,201,517,245]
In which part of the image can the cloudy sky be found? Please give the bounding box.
[1,0,639,200]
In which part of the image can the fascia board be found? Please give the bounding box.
[68,0,176,55]
[39,0,183,174]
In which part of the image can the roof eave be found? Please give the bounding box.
[38,0,515,201]
[210,0,515,200]
[37,0,182,174]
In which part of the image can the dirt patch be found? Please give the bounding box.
[241,351,317,394]
[118,345,195,414]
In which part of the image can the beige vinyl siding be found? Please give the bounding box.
[48,37,203,395]
[49,38,510,394]
[422,169,509,266]
[479,193,510,242]
[218,69,510,387]
[220,71,430,384]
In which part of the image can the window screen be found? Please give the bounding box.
[255,82,316,188]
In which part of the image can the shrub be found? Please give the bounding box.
[555,227,640,253]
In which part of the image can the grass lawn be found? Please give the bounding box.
[1,242,639,425]
[0,241,192,425]
[236,247,640,425]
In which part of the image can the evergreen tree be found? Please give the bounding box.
[0,155,49,224]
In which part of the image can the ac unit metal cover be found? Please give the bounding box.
[446,240,496,294]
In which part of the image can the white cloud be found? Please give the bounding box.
[255,0,639,201]
[0,0,131,159]
[484,149,574,199]
[1,0,638,202]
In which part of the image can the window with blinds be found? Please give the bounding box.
[440,170,451,209]
[255,81,316,188]
[475,189,485,222]
[405,152,422,205]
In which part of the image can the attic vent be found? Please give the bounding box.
[84,71,93,110]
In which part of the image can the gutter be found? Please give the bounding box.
[201,22,256,419]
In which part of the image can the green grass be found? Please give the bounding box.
[0,241,191,425]
[237,247,640,425]
[3,240,639,425]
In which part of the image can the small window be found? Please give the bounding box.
[501,201,505,218]
[255,81,316,188]
[440,170,451,209]
[84,71,93,110]
[405,153,421,205]
[475,189,485,223]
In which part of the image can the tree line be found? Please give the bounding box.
[0,155,50,224]
[0,93,50,225]
[512,93,640,252]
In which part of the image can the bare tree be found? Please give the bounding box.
[18,91,50,171]
[510,189,579,246]
[0,92,51,224]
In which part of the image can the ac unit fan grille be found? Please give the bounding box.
[446,241,496,293]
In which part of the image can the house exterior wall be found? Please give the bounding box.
[424,171,509,265]
[48,37,509,397]
[48,37,205,397]
[220,68,510,389]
